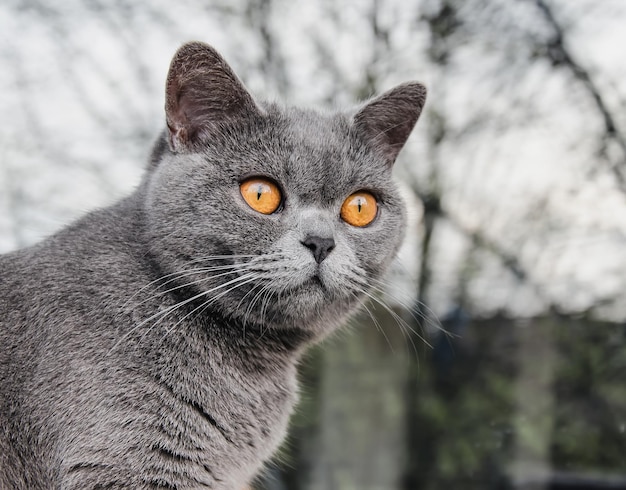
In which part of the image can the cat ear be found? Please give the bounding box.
[353,82,427,166]
[165,42,261,152]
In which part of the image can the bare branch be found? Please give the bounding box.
[534,0,626,192]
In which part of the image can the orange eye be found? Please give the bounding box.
[340,191,378,227]
[240,178,282,214]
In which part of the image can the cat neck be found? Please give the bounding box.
[138,284,314,375]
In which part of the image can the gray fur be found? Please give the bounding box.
[0,42,426,489]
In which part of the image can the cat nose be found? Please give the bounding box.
[301,235,335,264]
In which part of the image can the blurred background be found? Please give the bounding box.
[1,0,625,488]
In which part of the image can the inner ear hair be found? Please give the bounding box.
[165,41,261,152]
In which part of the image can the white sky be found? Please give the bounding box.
[1,0,626,319]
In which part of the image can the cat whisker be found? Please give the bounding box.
[184,253,263,264]
[361,288,433,349]
[139,252,287,343]
[238,281,266,335]
[339,268,432,355]
[162,275,262,339]
[185,252,285,268]
[108,272,258,354]
[341,274,420,359]
[258,285,276,337]
[138,272,262,351]
[127,265,256,311]
[124,252,284,311]
[143,272,259,330]
[123,261,257,309]
[367,276,452,340]
[358,295,396,355]
[245,282,276,338]
[257,278,289,330]
[150,274,263,353]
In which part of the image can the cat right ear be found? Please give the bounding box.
[165,42,261,152]
[353,82,427,166]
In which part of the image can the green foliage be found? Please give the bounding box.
[410,317,626,489]
[551,321,626,470]
[262,316,626,489]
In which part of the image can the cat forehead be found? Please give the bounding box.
[266,107,390,199]
[279,106,349,145]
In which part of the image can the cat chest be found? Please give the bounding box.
[143,366,297,486]
[51,354,298,489]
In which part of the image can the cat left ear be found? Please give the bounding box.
[353,82,427,166]
[165,42,261,152]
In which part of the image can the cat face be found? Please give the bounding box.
[143,42,426,337]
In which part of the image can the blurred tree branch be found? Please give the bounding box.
[246,0,289,96]
[533,0,626,192]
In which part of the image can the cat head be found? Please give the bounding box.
[143,42,426,339]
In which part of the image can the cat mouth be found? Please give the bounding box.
[299,273,323,288]
[294,272,327,294]
[309,274,324,288]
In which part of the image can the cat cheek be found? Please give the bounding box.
[349,227,403,270]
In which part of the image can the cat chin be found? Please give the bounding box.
[257,263,369,330]
[220,277,357,335]
[263,286,358,333]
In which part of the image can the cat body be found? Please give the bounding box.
[0,43,425,489]
[0,192,297,489]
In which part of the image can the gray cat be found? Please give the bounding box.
[0,42,426,489]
